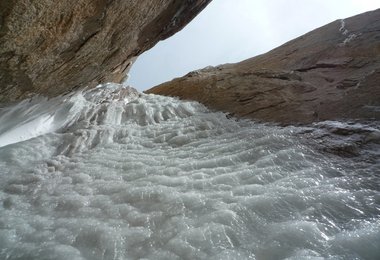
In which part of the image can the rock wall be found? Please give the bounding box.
[147,9,380,124]
[0,0,211,102]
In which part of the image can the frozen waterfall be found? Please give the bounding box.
[0,83,379,260]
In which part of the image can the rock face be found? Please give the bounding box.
[147,9,380,124]
[0,0,211,102]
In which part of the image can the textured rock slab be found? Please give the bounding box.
[147,9,380,124]
[0,0,211,102]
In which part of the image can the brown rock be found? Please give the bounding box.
[0,0,211,102]
[147,9,380,125]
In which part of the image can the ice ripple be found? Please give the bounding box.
[0,83,379,259]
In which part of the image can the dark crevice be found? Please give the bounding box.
[295,63,342,72]
[241,101,287,116]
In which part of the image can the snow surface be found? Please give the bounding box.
[0,84,379,259]
[338,19,359,46]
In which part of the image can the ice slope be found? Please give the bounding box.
[0,84,379,259]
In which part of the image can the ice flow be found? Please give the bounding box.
[0,83,379,260]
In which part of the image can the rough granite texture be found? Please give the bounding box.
[0,0,211,102]
[147,9,380,124]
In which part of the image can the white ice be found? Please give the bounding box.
[0,83,379,260]
[338,19,359,46]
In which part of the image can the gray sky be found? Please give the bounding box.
[129,0,380,92]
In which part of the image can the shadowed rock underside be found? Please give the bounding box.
[0,0,211,102]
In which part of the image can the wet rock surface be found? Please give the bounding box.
[147,9,380,125]
[297,121,380,162]
[0,0,211,102]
